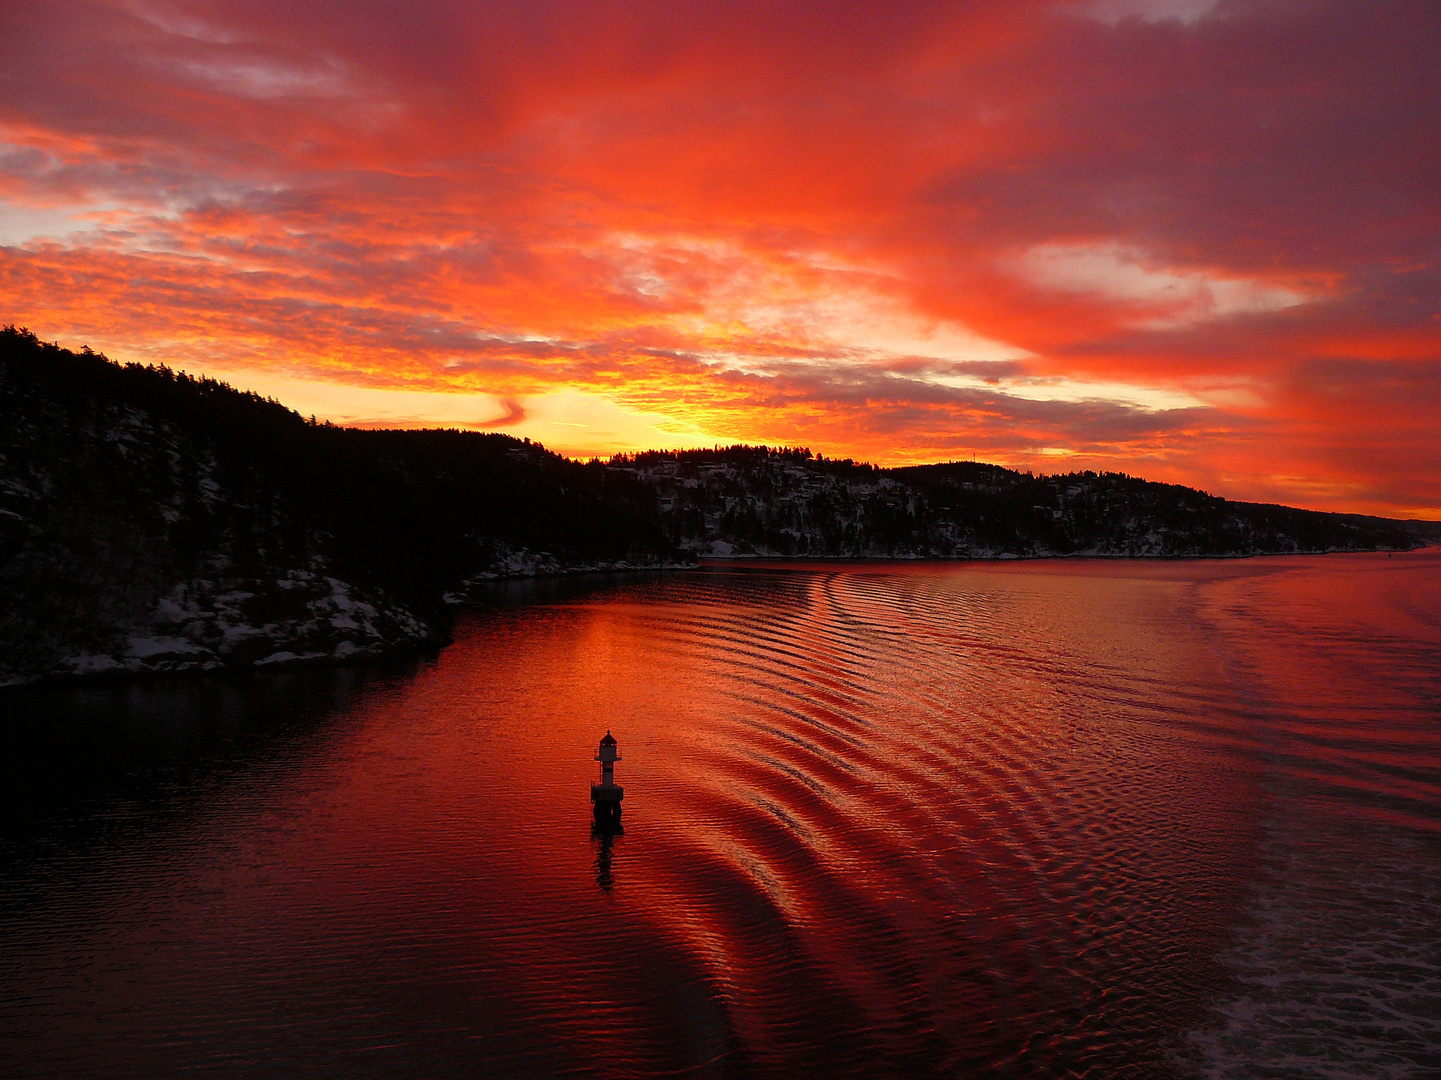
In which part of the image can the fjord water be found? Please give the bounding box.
[2,553,1439,1078]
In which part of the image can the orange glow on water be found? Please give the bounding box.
[7,555,1441,1073]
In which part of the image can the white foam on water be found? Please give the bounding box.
[1183,813,1441,1079]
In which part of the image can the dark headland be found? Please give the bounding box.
[3,327,1436,687]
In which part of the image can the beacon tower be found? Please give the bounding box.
[591,731,623,827]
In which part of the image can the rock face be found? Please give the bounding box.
[612,448,1431,559]
[71,572,436,678]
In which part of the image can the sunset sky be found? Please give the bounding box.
[2,1,1437,516]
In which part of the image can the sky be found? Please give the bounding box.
[1,1,1438,517]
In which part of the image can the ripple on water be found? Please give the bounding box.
[0,555,1439,1078]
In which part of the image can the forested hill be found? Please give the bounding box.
[1,327,1432,686]
[615,447,1432,559]
[0,327,679,686]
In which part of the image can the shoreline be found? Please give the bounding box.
[691,540,1434,564]
[7,546,1435,695]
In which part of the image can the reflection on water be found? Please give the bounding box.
[0,660,420,866]
[0,553,1438,1079]
[593,825,622,892]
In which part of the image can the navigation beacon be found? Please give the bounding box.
[591,731,624,827]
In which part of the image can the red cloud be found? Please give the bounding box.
[1,0,1437,516]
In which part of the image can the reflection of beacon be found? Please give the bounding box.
[591,731,624,827]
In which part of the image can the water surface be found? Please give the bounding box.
[2,553,1439,1078]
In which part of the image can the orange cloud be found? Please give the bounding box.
[1,0,1438,516]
